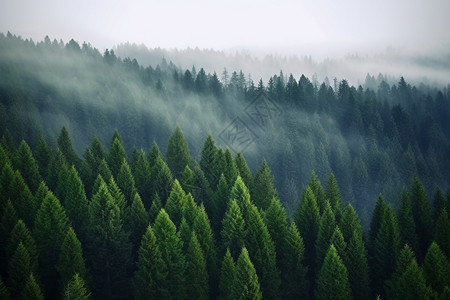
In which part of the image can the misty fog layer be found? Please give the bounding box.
[1,32,449,223]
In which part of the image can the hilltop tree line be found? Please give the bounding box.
[0,126,449,299]
[1,33,449,221]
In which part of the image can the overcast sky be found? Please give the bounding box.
[1,0,449,58]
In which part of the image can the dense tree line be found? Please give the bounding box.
[0,127,449,299]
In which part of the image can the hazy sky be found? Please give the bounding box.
[1,0,449,57]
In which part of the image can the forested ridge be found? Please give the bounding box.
[0,32,450,299]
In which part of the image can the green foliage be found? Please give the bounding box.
[10,170,35,227]
[58,227,86,286]
[340,203,363,244]
[126,192,149,254]
[252,160,276,211]
[315,244,351,300]
[166,126,191,179]
[149,154,173,204]
[221,199,246,259]
[34,137,51,180]
[133,149,151,207]
[325,173,343,223]
[234,152,253,193]
[306,171,326,214]
[316,200,336,268]
[107,137,127,179]
[153,209,185,299]
[229,175,252,221]
[7,220,38,272]
[345,228,370,300]
[133,225,169,299]
[185,232,209,300]
[0,162,14,209]
[8,242,31,297]
[57,126,81,169]
[65,273,91,300]
[423,242,450,294]
[0,277,10,300]
[13,140,41,192]
[165,179,186,227]
[200,134,219,188]
[397,188,419,254]
[232,247,262,300]
[21,273,44,300]
[116,159,137,205]
[212,173,230,233]
[434,208,450,258]
[180,164,194,194]
[219,249,235,300]
[264,197,289,271]
[148,193,162,223]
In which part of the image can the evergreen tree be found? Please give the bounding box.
[107,176,127,215]
[232,247,262,300]
[10,170,35,227]
[34,181,50,213]
[165,179,186,227]
[133,225,169,299]
[179,218,192,253]
[410,177,433,260]
[58,227,86,287]
[212,173,230,234]
[57,126,80,169]
[229,175,252,221]
[340,203,363,245]
[62,166,89,244]
[306,171,326,214]
[282,222,308,299]
[149,155,173,204]
[153,209,185,299]
[166,126,191,179]
[325,173,343,223]
[316,200,336,268]
[0,199,17,274]
[7,220,38,272]
[87,181,131,299]
[34,192,70,298]
[397,188,419,254]
[252,160,276,210]
[435,208,450,257]
[126,193,149,256]
[148,193,162,223]
[34,137,51,180]
[345,228,370,300]
[423,242,450,295]
[0,277,10,300]
[97,159,112,182]
[180,164,194,194]
[219,249,235,300]
[221,199,246,259]
[8,242,31,297]
[0,162,14,209]
[20,273,44,300]
[295,185,320,293]
[433,187,446,223]
[65,273,91,300]
[234,152,253,194]
[116,159,137,206]
[200,134,219,188]
[245,204,280,299]
[329,225,347,263]
[107,137,127,179]
[315,244,351,300]
[12,140,41,192]
[133,149,151,208]
[46,148,67,192]
[185,232,209,300]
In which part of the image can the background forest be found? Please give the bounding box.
[0,33,450,299]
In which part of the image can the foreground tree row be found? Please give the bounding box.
[0,126,449,299]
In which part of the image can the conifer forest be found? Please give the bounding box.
[0,32,450,300]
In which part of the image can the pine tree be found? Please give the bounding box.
[147,140,161,167]
[87,181,131,299]
[166,126,191,179]
[252,160,276,210]
[46,148,67,192]
[12,140,41,192]
[97,158,112,182]
[435,208,450,258]
[316,200,336,268]
[153,209,185,299]
[182,193,198,227]
[108,176,127,215]
[389,245,432,300]
[200,134,219,188]
[282,222,308,299]
[221,199,246,259]
[245,204,280,299]
[219,249,235,300]
[0,199,17,273]
[58,227,87,286]
[34,192,70,298]
[7,220,38,272]
[8,242,31,297]
[179,218,192,253]
[340,203,363,245]
[434,187,446,223]
[62,166,89,244]
[10,170,35,227]
[232,247,262,300]
[229,175,252,221]
[148,193,162,223]
[34,181,50,215]
[165,179,186,227]
[397,188,419,255]
[410,177,433,261]
[306,171,326,214]
[126,193,149,256]
[185,232,209,300]
[295,185,320,293]
[57,126,80,169]
[133,149,151,208]
[325,173,343,223]
[133,225,169,299]
[315,244,351,300]
[34,137,51,180]
[345,228,370,300]
[149,155,173,204]
[234,152,253,194]
[116,159,137,206]
[180,164,194,194]
[20,273,44,300]
[0,162,14,209]
[64,273,91,300]
[212,173,230,234]
[423,242,450,294]
[107,137,127,179]
[329,225,347,263]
